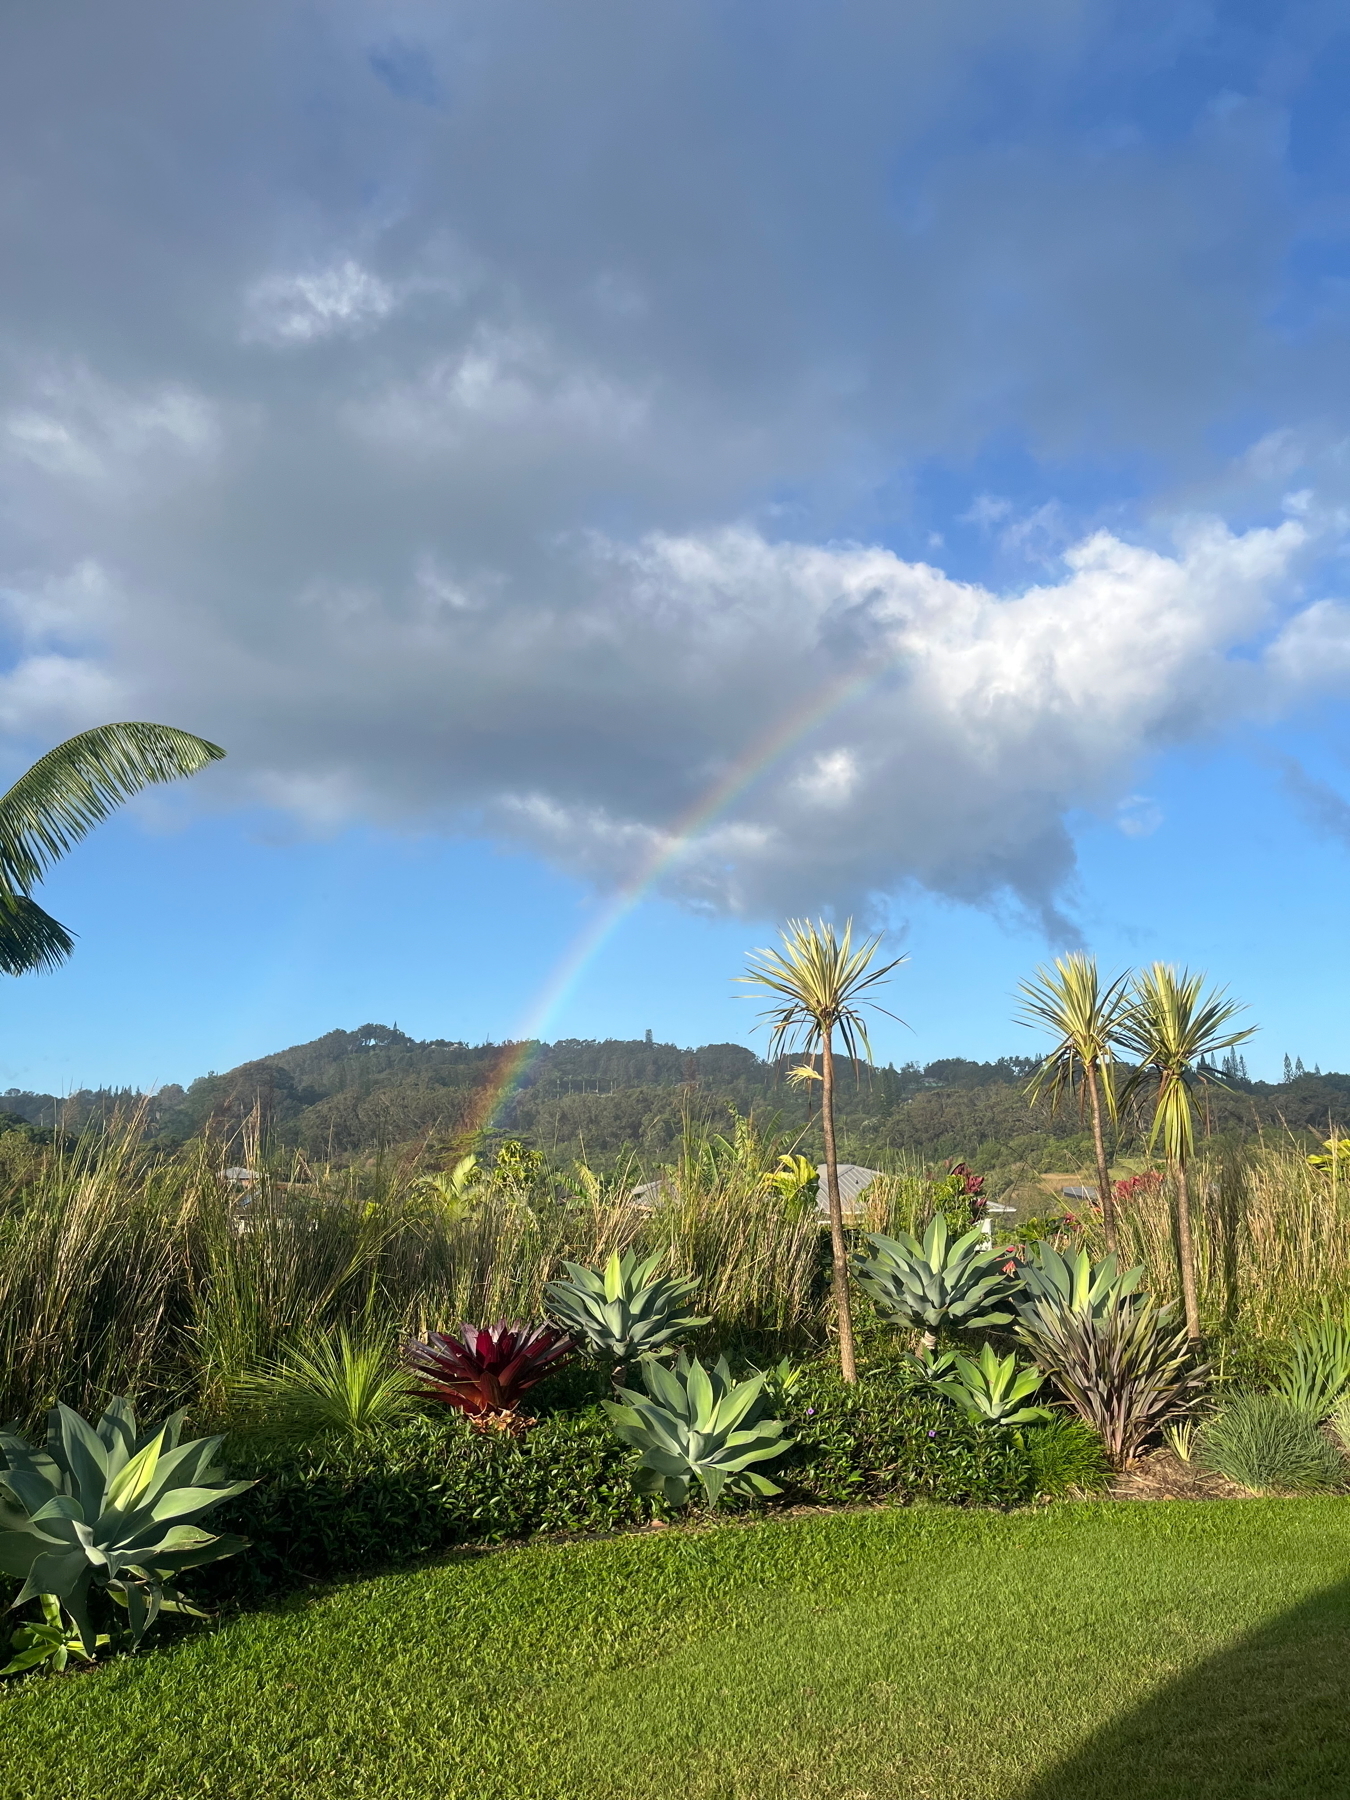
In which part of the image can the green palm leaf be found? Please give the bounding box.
[0,722,224,975]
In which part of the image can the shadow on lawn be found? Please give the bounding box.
[1015,1574,1350,1800]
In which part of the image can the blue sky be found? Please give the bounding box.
[2,3,1350,1093]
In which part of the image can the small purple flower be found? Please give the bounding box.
[805,1407,815,1416]
[927,1429,937,1437]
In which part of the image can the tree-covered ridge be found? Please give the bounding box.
[3,1025,1349,1173]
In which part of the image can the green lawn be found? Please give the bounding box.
[4,1500,1350,1800]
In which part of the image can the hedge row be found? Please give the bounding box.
[197,1364,1038,1605]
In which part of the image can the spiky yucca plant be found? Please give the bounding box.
[739,918,905,1383]
[404,1321,574,1419]
[1017,953,1130,1249]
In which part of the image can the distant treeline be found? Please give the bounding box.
[3,1024,1349,1178]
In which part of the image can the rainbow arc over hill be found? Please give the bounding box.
[467,653,889,1136]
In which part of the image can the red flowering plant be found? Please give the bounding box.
[404,1321,575,1431]
[1113,1171,1163,1204]
[927,1159,988,1233]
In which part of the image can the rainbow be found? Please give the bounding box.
[468,649,890,1136]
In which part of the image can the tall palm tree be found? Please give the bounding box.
[1115,963,1255,1343]
[739,918,905,1383]
[1016,953,1130,1251]
[0,722,225,973]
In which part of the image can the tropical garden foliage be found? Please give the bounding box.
[2,911,1348,1689]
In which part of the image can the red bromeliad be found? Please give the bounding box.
[404,1321,575,1418]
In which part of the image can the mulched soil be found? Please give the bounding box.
[1108,1449,1252,1501]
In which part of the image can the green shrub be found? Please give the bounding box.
[1196,1393,1347,1494]
[1020,1416,1112,1497]
[200,1361,1036,1603]
[780,1364,1034,1510]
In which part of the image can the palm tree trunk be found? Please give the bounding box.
[820,1030,858,1383]
[1173,1158,1201,1343]
[1087,1066,1117,1252]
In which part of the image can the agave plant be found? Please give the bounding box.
[1014,1242,1146,1326]
[603,1353,793,1507]
[404,1321,574,1419]
[0,1398,252,1657]
[852,1215,1018,1349]
[930,1342,1053,1428]
[544,1249,709,1364]
[1,1592,109,1675]
[1018,1297,1206,1466]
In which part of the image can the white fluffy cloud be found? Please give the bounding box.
[0,2,1349,934]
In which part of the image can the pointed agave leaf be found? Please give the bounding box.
[103,1429,166,1517]
[51,1405,110,1513]
[95,1398,139,1476]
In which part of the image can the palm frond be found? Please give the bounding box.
[737,918,907,1064]
[0,723,225,894]
[0,893,75,975]
[1116,963,1257,1164]
[1017,952,1129,1120]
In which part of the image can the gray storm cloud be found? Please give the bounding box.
[0,1,1347,930]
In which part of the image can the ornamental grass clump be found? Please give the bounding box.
[227,1326,419,1440]
[1197,1392,1346,1493]
[1272,1312,1350,1420]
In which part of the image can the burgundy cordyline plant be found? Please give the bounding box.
[404,1322,575,1425]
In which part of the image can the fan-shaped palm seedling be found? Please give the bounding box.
[544,1248,709,1368]
[1014,1241,1146,1328]
[930,1342,1054,1428]
[852,1215,1019,1350]
[1017,1296,1205,1467]
[0,1397,252,1657]
[603,1353,793,1508]
[404,1321,575,1422]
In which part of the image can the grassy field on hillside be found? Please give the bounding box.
[3,1500,1349,1800]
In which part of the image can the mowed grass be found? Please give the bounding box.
[4,1501,1350,1800]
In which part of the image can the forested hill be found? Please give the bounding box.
[2,1024,1348,1175]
